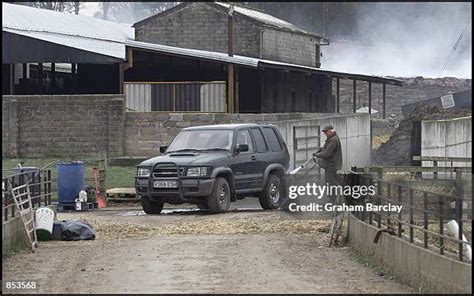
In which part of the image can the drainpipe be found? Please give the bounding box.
[259,29,265,59]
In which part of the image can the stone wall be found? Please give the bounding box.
[371,119,398,136]
[2,95,125,158]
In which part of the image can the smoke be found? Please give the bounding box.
[321,2,472,78]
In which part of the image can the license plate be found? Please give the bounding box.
[154,180,178,188]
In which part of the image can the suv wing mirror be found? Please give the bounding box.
[159,145,168,153]
[235,143,249,154]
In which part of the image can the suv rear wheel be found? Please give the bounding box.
[142,196,164,214]
[207,177,231,213]
[259,174,282,210]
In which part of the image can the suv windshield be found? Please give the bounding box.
[166,129,233,153]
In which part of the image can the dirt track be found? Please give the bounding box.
[2,200,414,294]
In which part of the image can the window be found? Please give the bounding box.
[263,127,282,151]
[250,128,268,153]
[236,130,253,153]
[167,130,233,152]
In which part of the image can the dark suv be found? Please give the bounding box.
[135,123,290,214]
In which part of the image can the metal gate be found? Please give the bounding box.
[292,125,321,169]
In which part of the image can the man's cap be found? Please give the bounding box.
[322,125,334,132]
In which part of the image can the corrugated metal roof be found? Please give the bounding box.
[126,39,260,68]
[126,40,403,85]
[213,2,318,37]
[4,28,127,59]
[2,3,133,59]
[2,3,401,85]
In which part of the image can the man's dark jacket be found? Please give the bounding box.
[314,133,343,170]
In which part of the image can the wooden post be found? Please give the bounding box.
[235,66,239,113]
[127,47,133,68]
[38,63,43,94]
[118,63,124,94]
[352,79,357,113]
[9,64,15,95]
[51,63,56,94]
[336,78,340,113]
[22,63,27,79]
[382,83,386,119]
[227,64,235,113]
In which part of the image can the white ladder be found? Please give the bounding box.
[7,181,38,252]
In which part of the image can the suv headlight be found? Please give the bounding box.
[137,167,151,177]
[186,167,211,177]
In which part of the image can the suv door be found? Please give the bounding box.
[231,129,259,191]
[249,127,270,187]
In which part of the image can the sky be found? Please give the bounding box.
[77,2,472,79]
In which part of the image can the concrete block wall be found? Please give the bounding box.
[135,3,261,59]
[135,2,319,67]
[273,113,371,170]
[348,214,472,294]
[2,95,126,158]
[421,116,472,173]
[262,28,317,67]
[125,112,371,171]
[2,217,28,256]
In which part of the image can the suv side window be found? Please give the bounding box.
[236,130,254,153]
[250,128,268,153]
[263,127,282,151]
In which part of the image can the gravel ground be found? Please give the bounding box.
[2,198,414,294]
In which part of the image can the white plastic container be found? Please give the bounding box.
[447,220,472,261]
[35,207,54,240]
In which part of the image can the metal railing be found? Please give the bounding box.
[2,169,52,223]
[349,168,471,262]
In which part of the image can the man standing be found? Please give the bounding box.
[313,125,343,187]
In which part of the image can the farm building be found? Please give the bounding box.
[2,2,402,115]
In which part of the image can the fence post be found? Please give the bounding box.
[455,197,463,261]
[398,185,402,237]
[377,167,383,229]
[439,195,444,255]
[47,169,52,205]
[423,192,428,249]
[387,183,392,226]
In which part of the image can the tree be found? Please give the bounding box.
[95,2,180,24]
[14,1,83,14]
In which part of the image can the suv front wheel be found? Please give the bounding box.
[259,174,282,210]
[207,177,231,213]
[142,196,164,214]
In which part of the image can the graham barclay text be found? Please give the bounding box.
[288,203,403,213]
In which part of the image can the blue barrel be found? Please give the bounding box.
[57,161,84,206]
